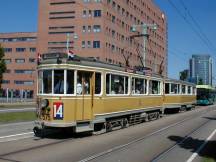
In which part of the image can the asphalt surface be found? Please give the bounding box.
[0,105,215,162]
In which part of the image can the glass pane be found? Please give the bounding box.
[67,70,74,94]
[43,70,52,94]
[106,74,110,94]
[149,80,160,94]
[165,83,169,94]
[95,73,101,94]
[111,75,125,94]
[134,78,146,94]
[77,71,91,95]
[171,83,178,94]
[182,85,186,94]
[54,70,64,94]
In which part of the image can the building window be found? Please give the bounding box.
[88,25,91,32]
[14,80,34,85]
[82,41,86,48]
[95,0,102,2]
[15,59,25,63]
[5,69,11,73]
[83,0,90,2]
[30,48,36,52]
[29,58,35,63]
[88,10,92,17]
[94,10,101,17]
[15,70,34,74]
[93,25,101,32]
[87,41,91,48]
[4,59,11,64]
[16,48,26,52]
[4,48,12,52]
[2,80,10,84]
[82,26,86,33]
[83,10,87,17]
[93,41,100,48]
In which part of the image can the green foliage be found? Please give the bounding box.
[198,78,204,85]
[179,70,188,81]
[0,44,6,88]
[0,111,36,124]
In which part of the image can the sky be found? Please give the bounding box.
[0,0,215,83]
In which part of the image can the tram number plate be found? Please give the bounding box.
[53,102,64,120]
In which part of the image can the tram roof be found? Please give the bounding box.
[40,52,161,77]
[196,85,215,90]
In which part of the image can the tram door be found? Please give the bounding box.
[76,71,95,121]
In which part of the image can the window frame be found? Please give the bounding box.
[105,72,129,96]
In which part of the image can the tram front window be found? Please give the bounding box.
[54,70,64,94]
[43,70,52,94]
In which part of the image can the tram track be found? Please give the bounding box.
[78,106,216,162]
[0,105,215,162]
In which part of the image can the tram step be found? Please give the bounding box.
[76,122,93,133]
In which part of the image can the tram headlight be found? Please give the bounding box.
[41,99,49,109]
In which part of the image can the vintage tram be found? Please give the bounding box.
[34,53,196,135]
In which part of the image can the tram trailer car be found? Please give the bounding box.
[163,79,196,112]
[34,53,196,135]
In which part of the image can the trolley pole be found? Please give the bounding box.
[131,23,157,68]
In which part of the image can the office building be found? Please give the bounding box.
[37,0,167,75]
[189,55,213,85]
[0,32,37,99]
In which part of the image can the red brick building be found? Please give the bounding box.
[0,0,167,100]
[37,0,167,76]
[0,32,37,99]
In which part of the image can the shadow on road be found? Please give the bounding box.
[203,116,216,120]
[168,135,216,161]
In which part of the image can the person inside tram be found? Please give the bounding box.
[76,77,82,95]
[54,77,64,94]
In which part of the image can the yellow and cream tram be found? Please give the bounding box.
[34,53,196,135]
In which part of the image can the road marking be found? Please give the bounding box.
[0,132,33,139]
[186,129,216,162]
[0,108,35,113]
[0,132,34,143]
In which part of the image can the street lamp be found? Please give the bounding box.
[130,23,157,68]
[66,33,78,53]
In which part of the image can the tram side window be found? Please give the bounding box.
[106,74,128,94]
[171,83,179,94]
[38,71,43,94]
[77,71,91,95]
[165,83,170,94]
[188,86,192,94]
[149,80,160,94]
[132,77,147,94]
[95,73,101,94]
[54,70,64,94]
[67,70,74,94]
[182,85,186,94]
[43,70,52,94]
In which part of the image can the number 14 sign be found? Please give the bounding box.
[53,102,64,119]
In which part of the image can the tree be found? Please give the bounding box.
[0,44,6,89]
[198,78,203,85]
[179,70,188,81]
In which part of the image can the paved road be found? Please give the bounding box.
[0,105,215,162]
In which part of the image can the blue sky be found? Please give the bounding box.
[0,0,215,82]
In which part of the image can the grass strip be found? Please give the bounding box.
[0,111,36,124]
[202,157,216,162]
